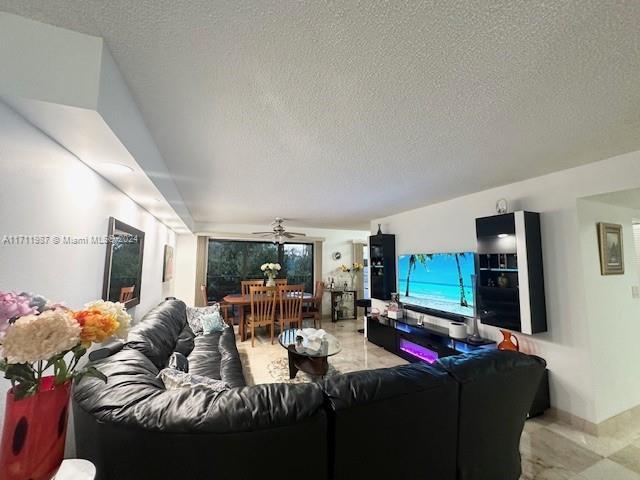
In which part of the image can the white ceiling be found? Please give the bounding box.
[1,1,640,230]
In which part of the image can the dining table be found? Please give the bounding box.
[223,292,314,341]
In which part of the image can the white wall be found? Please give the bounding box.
[577,199,640,423]
[0,101,176,439]
[174,224,369,312]
[174,233,198,305]
[371,149,640,425]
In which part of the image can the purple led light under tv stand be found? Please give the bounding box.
[398,338,439,364]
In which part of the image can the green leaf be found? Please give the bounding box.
[54,357,69,385]
[72,345,87,359]
[13,382,38,400]
[4,363,38,400]
[75,366,107,384]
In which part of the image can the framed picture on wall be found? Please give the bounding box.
[597,222,624,275]
[163,245,174,282]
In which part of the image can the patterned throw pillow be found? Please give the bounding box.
[202,311,227,334]
[186,305,218,335]
[158,368,230,394]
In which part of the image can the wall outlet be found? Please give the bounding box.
[632,286,640,299]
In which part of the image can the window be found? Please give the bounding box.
[206,239,314,300]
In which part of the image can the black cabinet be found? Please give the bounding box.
[367,316,396,352]
[476,211,547,334]
[369,234,396,301]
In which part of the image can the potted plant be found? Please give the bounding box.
[260,263,281,287]
[0,291,130,480]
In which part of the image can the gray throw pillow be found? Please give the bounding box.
[186,305,218,335]
[158,368,230,394]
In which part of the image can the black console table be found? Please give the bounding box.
[367,315,494,363]
[367,315,550,417]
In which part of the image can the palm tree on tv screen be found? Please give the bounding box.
[405,254,432,297]
[451,252,469,307]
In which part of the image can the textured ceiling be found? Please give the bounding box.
[2,1,640,229]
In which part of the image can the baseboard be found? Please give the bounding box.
[548,403,640,437]
[546,408,599,436]
[596,403,640,437]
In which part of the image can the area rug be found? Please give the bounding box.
[267,357,341,384]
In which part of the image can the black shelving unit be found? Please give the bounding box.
[369,233,396,301]
[475,211,547,334]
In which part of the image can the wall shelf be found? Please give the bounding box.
[476,211,547,334]
[369,233,396,301]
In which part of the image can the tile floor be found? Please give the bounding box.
[235,319,640,480]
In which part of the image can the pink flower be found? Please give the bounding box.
[0,291,38,333]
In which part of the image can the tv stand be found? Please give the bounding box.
[367,315,493,363]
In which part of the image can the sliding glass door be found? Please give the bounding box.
[206,239,314,301]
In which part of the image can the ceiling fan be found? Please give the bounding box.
[251,218,307,244]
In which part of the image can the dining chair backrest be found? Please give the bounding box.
[119,286,135,303]
[314,281,324,302]
[274,278,288,286]
[249,286,276,323]
[278,284,304,320]
[242,279,264,295]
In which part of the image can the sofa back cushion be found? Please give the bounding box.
[322,363,459,480]
[437,350,546,480]
[125,299,187,368]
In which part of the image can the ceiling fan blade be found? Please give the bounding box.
[251,232,275,235]
[285,232,307,236]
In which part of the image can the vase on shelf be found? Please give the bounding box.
[497,273,510,288]
[497,329,519,351]
[0,376,71,480]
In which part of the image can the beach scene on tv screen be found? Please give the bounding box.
[398,252,475,317]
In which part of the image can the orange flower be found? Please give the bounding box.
[73,308,119,344]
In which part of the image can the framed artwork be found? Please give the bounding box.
[163,245,174,282]
[102,217,145,308]
[597,223,624,275]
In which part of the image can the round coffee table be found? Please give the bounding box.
[278,328,341,379]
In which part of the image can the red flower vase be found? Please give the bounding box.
[0,376,71,480]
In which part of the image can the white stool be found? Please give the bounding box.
[54,459,96,480]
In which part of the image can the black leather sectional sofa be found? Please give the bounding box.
[73,299,546,480]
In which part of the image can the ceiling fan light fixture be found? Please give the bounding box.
[252,217,307,243]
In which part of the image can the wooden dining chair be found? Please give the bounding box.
[278,284,304,332]
[274,278,288,286]
[241,279,265,295]
[119,286,135,303]
[302,280,324,328]
[199,284,233,325]
[246,286,277,347]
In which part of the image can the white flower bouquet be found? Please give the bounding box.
[260,263,282,279]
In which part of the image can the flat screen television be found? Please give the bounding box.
[398,252,476,319]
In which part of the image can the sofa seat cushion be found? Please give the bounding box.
[188,332,223,379]
[187,327,245,387]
